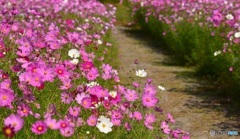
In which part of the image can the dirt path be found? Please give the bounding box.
[112,26,240,139]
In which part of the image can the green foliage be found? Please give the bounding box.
[133,8,240,94]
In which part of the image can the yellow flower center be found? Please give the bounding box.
[102,124,106,128]
[5,128,12,135]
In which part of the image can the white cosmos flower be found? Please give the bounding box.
[68,49,80,58]
[158,85,166,91]
[226,14,234,20]
[71,59,79,64]
[109,91,117,98]
[97,40,103,45]
[234,32,240,38]
[96,116,113,134]
[86,81,99,87]
[136,69,147,77]
[214,51,221,56]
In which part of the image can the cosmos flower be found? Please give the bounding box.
[0,89,15,107]
[61,92,73,104]
[68,106,80,117]
[31,121,47,135]
[44,117,59,130]
[4,114,24,132]
[87,115,97,126]
[68,49,80,58]
[60,127,74,137]
[142,93,158,108]
[2,125,15,138]
[124,89,138,102]
[133,111,142,121]
[96,116,113,134]
[136,69,147,77]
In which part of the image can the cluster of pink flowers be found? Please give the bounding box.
[0,0,189,138]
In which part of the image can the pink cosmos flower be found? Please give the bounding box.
[167,113,175,123]
[133,111,142,121]
[55,65,69,78]
[81,97,92,109]
[124,89,138,102]
[86,67,99,81]
[28,73,43,87]
[75,93,90,105]
[0,89,14,107]
[17,103,30,117]
[111,118,121,126]
[0,79,11,90]
[60,127,74,137]
[44,117,59,130]
[111,110,122,120]
[61,92,73,104]
[81,61,94,71]
[124,122,132,131]
[31,121,47,135]
[4,114,24,132]
[161,121,171,134]
[144,84,156,95]
[60,79,72,90]
[69,106,80,117]
[58,119,69,130]
[142,93,158,108]
[87,115,97,126]
[37,67,55,82]
[144,114,156,130]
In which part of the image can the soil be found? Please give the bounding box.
[112,26,240,139]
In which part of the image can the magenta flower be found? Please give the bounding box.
[87,115,97,126]
[4,114,24,132]
[0,89,15,107]
[142,93,158,108]
[81,61,94,71]
[86,67,99,81]
[81,97,92,109]
[55,65,68,78]
[124,89,138,102]
[58,119,69,130]
[31,121,47,135]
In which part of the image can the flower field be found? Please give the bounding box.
[0,0,190,139]
[130,0,240,94]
